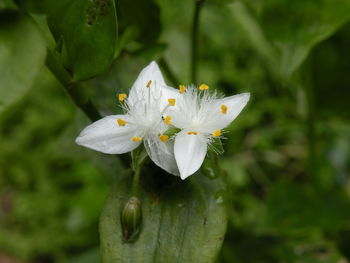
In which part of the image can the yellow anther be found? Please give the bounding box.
[199,84,209,91]
[221,104,227,114]
[117,118,127,126]
[164,115,172,125]
[179,85,186,94]
[132,136,142,142]
[159,134,169,142]
[212,129,222,137]
[168,98,176,106]
[187,131,198,135]
[146,80,152,88]
[118,93,127,101]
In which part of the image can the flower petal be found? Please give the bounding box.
[75,115,141,154]
[128,61,166,106]
[205,92,250,132]
[144,137,179,176]
[174,131,207,180]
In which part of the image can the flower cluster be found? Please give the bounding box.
[76,62,250,180]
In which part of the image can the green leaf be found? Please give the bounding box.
[0,12,46,113]
[100,169,228,262]
[21,0,118,81]
[58,0,117,81]
[231,0,350,80]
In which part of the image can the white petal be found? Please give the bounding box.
[174,131,207,180]
[128,61,166,105]
[206,92,250,132]
[75,115,141,154]
[144,137,179,176]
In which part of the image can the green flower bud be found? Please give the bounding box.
[120,196,142,242]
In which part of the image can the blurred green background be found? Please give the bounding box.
[1,0,350,262]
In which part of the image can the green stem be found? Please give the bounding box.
[190,0,205,83]
[131,168,142,196]
[159,57,179,86]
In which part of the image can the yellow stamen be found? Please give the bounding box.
[212,129,222,137]
[187,131,198,135]
[117,118,127,126]
[168,98,176,106]
[179,85,186,94]
[221,104,227,114]
[132,136,142,142]
[118,93,127,101]
[159,134,169,142]
[164,115,172,125]
[199,84,209,91]
[146,80,152,88]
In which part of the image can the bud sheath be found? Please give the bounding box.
[120,196,142,242]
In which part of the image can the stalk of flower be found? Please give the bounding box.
[168,84,250,180]
[75,61,180,175]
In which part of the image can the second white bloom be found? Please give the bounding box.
[169,85,250,180]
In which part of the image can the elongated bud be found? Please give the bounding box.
[120,196,142,242]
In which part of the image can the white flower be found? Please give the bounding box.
[169,85,250,180]
[75,61,180,175]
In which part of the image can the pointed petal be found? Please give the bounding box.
[128,61,166,105]
[75,115,141,154]
[174,131,207,180]
[144,137,179,176]
[206,93,250,132]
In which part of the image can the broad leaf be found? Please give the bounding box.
[0,12,46,113]
[100,168,228,262]
[57,0,117,81]
[21,0,118,81]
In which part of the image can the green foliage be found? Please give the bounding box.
[0,12,46,112]
[100,169,227,263]
[0,68,109,261]
[56,0,118,81]
[22,0,118,81]
[232,0,350,80]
